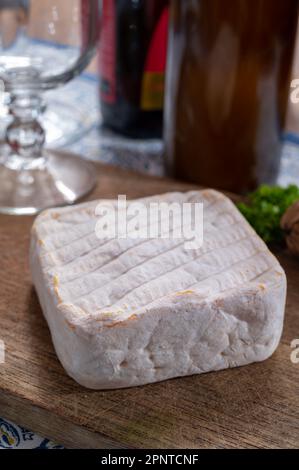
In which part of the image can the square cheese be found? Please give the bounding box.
[30,190,286,389]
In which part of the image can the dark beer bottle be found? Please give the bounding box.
[99,0,169,138]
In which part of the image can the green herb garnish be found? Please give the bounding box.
[237,184,299,244]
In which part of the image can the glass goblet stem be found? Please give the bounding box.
[5,92,46,171]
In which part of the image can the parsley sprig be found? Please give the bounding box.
[237,185,299,244]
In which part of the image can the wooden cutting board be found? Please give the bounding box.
[0,162,299,449]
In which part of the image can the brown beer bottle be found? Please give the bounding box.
[99,0,169,138]
[164,0,299,193]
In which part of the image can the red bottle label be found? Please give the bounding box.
[141,6,169,111]
[99,0,116,104]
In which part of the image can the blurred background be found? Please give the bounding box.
[24,1,299,137]
[2,0,299,191]
[15,1,299,184]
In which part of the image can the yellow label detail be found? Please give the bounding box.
[141,72,165,111]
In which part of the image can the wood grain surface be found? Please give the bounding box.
[0,162,299,449]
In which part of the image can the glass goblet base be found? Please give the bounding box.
[0,149,96,215]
